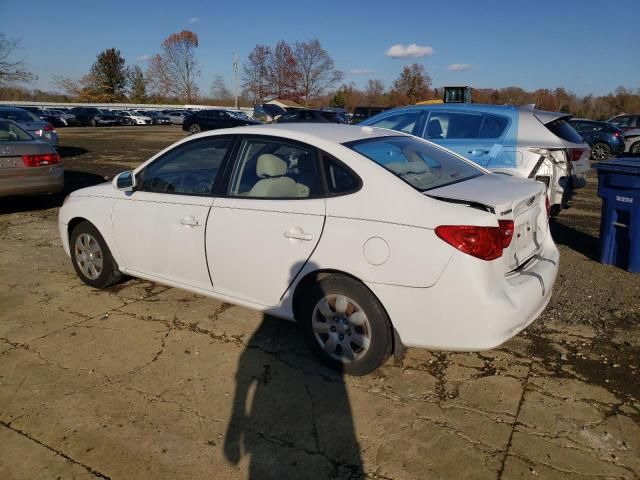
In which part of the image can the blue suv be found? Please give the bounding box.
[361,104,591,213]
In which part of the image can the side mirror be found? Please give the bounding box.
[112,170,136,191]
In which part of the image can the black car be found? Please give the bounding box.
[569,119,626,160]
[182,109,261,134]
[276,109,348,124]
[69,107,119,127]
[352,106,391,124]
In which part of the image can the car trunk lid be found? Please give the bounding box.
[427,174,548,272]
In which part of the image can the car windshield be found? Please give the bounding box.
[0,120,33,141]
[0,109,40,123]
[545,119,584,144]
[345,135,484,191]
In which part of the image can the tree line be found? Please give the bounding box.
[1,31,638,120]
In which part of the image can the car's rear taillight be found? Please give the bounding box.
[43,123,55,132]
[569,148,587,162]
[435,225,504,261]
[22,153,61,167]
[498,220,514,248]
[613,132,622,138]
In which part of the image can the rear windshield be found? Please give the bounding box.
[0,109,40,123]
[545,119,583,144]
[345,136,483,191]
[0,120,33,141]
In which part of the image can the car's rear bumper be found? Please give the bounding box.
[367,231,559,351]
[0,165,64,197]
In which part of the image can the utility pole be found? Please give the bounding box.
[233,51,239,109]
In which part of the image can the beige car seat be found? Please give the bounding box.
[248,154,299,197]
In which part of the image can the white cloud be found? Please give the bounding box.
[447,63,472,72]
[137,55,150,61]
[350,68,375,75]
[189,17,200,23]
[386,43,434,58]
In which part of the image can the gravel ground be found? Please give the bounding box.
[0,126,638,479]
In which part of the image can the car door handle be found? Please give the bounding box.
[284,228,313,241]
[468,149,489,155]
[180,216,201,227]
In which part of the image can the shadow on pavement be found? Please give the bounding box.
[550,218,599,261]
[58,146,89,158]
[224,260,363,478]
[0,170,106,215]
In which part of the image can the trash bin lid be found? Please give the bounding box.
[593,158,640,175]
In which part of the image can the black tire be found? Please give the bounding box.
[630,141,640,155]
[189,124,201,134]
[70,221,122,289]
[590,142,611,161]
[299,274,392,376]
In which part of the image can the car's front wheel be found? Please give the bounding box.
[300,275,393,376]
[70,221,122,289]
[591,142,611,161]
[189,124,201,134]
[630,141,640,155]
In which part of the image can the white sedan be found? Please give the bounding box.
[118,111,152,125]
[58,124,559,375]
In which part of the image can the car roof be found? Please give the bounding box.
[378,103,571,123]
[200,123,405,144]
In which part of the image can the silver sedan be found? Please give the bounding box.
[0,106,59,148]
[0,119,63,197]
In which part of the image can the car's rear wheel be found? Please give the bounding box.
[300,275,392,376]
[189,124,201,134]
[591,142,611,161]
[630,141,640,155]
[70,221,122,289]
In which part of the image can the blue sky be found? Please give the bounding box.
[1,0,638,97]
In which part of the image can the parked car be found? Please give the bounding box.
[352,106,392,124]
[135,110,171,125]
[68,107,118,127]
[607,114,640,132]
[623,129,640,155]
[568,119,625,160]
[252,103,287,123]
[58,124,558,375]
[182,109,261,134]
[22,107,70,128]
[361,104,590,215]
[46,109,79,126]
[0,119,63,197]
[166,111,189,125]
[0,107,59,148]
[115,110,152,125]
[276,109,348,124]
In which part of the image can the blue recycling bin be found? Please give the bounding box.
[593,158,640,273]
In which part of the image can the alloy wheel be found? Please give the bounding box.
[591,143,610,161]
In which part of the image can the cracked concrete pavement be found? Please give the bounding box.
[0,127,639,479]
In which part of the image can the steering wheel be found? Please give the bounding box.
[180,173,212,194]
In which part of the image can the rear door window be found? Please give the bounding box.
[365,111,423,135]
[545,119,584,144]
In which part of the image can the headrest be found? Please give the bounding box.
[256,154,287,178]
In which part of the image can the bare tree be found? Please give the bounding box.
[294,39,343,106]
[365,79,386,106]
[242,44,272,103]
[0,34,36,85]
[210,74,232,100]
[147,30,200,103]
[268,41,300,100]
